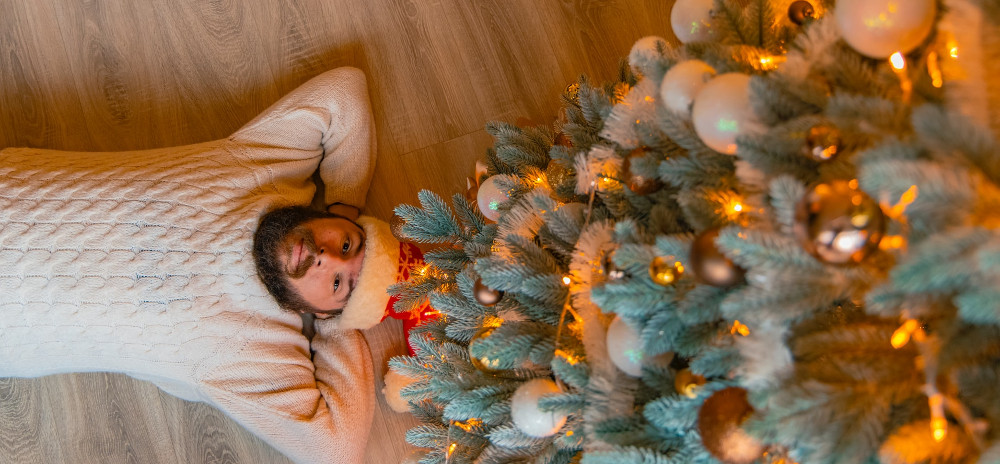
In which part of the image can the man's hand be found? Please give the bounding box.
[326,203,360,221]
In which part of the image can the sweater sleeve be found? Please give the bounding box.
[231,67,376,210]
[197,321,375,464]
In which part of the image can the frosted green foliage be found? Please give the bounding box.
[486,122,553,173]
[469,322,555,369]
[913,105,1000,184]
[389,0,1000,461]
[658,152,736,190]
[768,176,806,235]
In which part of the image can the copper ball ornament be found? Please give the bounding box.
[794,180,886,265]
[690,228,745,288]
[804,123,841,162]
[787,0,816,25]
[623,147,663,195]
[698,387,765,464]
[389,213,408,242]
[473,277,504,306]
[649,256,684,286]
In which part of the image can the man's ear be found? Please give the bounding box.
[326,203,360,221]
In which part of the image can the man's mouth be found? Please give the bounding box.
[289,238,305,274]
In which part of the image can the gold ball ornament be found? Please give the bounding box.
[787,1,816,26]
[469,326,502,373]
[794,180,886,265]
[674,368,707,398]
[698,387,766,464]
[804,124,841,161]
[623,147,663,195]
[649,255,683,286]
[690,228,746,288]
[473,277,503,306]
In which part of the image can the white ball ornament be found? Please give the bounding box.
[476,175,511,222]
[660,59,717,114]
[671,0,716,44]
[835,0,936,59]
[607,315,645,377]
[382,368,419,414]
[510,378,568,438]
[629,36,668,74]
[692,73,760,155]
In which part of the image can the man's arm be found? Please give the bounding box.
[231,67,376,213]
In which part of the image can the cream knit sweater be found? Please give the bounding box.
[0,67,377,464]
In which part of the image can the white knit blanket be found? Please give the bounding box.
[0,67,377,464]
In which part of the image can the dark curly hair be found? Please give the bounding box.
[252,205,344,314]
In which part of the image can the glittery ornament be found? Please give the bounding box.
[389,213,408,242]
[804,124,841,161]
[794,180,886,265]
[622,147,663,195]
[649,255,683,286]
[660,59,716,113]
[674,368,707,398]
[698,387,766,464]
[565,82,580,103]
[787,1,816,25]
[545,161,576,202]
[692,73,761,155]
[476,175,511,222]
[469,326,502,373]
[671,0,716,44]
[473,277,503,306]
[835,0,936,58]
[510,378,568,437]
[690,228,745,288]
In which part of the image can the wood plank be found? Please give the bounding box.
[0,0,674,462]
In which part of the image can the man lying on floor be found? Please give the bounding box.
[0,67,395,464]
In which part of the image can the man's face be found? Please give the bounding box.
[277,217,366,319]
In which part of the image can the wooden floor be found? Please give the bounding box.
[0,1,671,463]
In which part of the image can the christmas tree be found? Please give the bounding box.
[387,0,1000,462]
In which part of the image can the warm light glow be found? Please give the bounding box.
[566,431,575,437]
[562,276,572,285]
[535,176,544,183]
[927,51,944,88]
[879,235,907,251]
[948,39,960,59]
[730,320,750,336]
[644,96,654,103]
[891,319,919,348]
[448,442,458,456]
[886,185,919,220]
[931,417,947,442]
[757,55,787,70]
[848,179,859,190]
[455,418,483,432]
[555,349,579,365]
[733,203,743,212]
[890,52,906,70]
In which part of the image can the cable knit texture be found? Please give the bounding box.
[0,67,376,464]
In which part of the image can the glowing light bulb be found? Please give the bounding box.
[931,417,947,442]
[891,319,919,348]
[562,276,572,285]
[890,52,906,70]
[730,320,750,336]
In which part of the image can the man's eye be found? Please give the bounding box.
[334,277,340,291]
[342,241,350,254]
